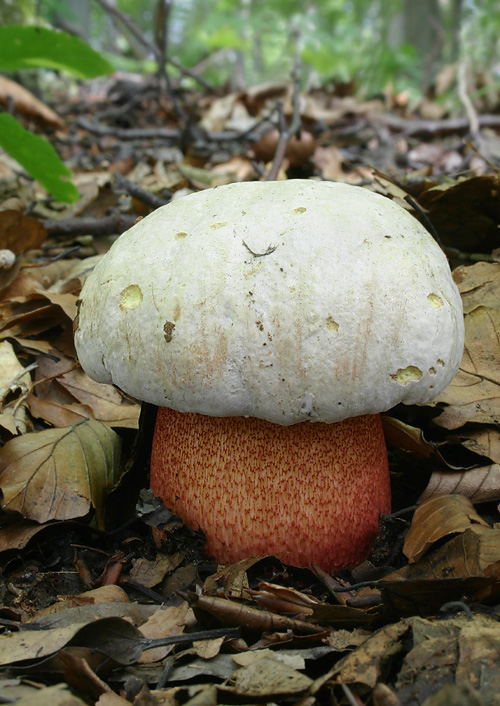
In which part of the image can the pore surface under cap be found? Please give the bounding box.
[75,180,464,425]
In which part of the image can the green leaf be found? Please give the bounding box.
[0,25,114,78]
[0,114,79,203]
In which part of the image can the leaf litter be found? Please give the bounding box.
[1,61,500,706]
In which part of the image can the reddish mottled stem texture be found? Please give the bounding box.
[150,409,390,573]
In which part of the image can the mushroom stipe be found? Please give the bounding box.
[151,408,390,572]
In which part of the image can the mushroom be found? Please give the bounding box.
[74,180,464,573]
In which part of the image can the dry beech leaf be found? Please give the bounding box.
[382,416,435,459]
[432,306,500,429]
[310,621,410,694]
[96,692,130,705]
[25,259,84,289]
[129,552,185,588]
[456,619,500,701]
[33,350,140,429]
[30,602,158,631]
[32,586,130,620]
[403,495,488,563]
[0,76,65,129]
[453,261,500,314]
[0,621,90,666]
[389,525,500,583]
[419,464,500,505]
[0,419,121,528]
[0,210,47,255]
[460,425,500,464]
[223,656,312,698]
[0,340,33,436]
[138,602,189,664]
[27,394,94,428]
[0,519,57,552]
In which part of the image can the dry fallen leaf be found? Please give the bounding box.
[403,495,489,562]
[389,525,500,583]
[453,261,500,313]
[137,602,189,664]
[32,349,140,428]
[432,306,500,429]
[222,656,312,698]
[419,464,500,505]
[0,340,33,436]
[0,76,66,129]
[0,418,122,528]
[0,210,48,255]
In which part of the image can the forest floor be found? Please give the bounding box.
[0,72,500,706]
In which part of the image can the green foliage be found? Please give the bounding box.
[0,114,79,203]
[0,25,113,202]
[0,25,114,78]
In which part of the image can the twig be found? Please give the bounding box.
[242,241,279,258]
[43,214,137,237]
[114,173,171,210]
[374,113,500,138]
[76,117,180,141]
[403,195,444,249]
[266,30,302,181]
[155,0,189,123]
[457,59,479,137]
[93,0,213,90]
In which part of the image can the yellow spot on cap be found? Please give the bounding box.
[326,316,339,332]
[175,231,188,239]
[210,222,228,230]
[293,207,307,214]
[119,284,143,310]
[390,365,423,385]
[427,293,444,308]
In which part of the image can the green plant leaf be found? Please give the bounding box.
[0,25,114,78]
[0,113,79,202]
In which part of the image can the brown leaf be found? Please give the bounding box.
[137,602,189,664]
[418,175,500,252]
[129,552,185,588]
[310,621,410,693]
[453,261,500,314]
[419,465,500,505]
[223,656,312,698]
[390,525,500,582]
[34,350,140,428]
[432,306,500,429]
[192,594,324,635]
[382,416,435,459]
[0,76,65,129]
[460,425,500,464]
[0,520,56,552]
[0,419,122,528]
[0,340,33,436]
[456,619,500,701]
[27,394,94,428]
[0,621,90,665]
[0,210,47,255]
[403,495,489,562]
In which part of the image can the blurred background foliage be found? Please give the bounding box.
[2,0,500,102]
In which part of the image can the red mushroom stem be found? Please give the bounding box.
[150,409,390,573]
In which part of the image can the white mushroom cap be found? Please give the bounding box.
[74,180,464,425]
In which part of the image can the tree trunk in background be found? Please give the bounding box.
[404,0,442,88]
[54,0,92,41]
[450,0,464,60]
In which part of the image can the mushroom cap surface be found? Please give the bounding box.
[74,180,464,425]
